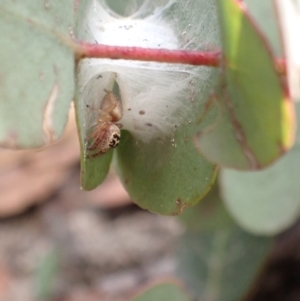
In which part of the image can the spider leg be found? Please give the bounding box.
[86,150,105,159]
[101,90,123,122]
[101,91,118,114]
[86,104,113,122]
[86,122,108,151]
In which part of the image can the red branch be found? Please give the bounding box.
[75,42,221,67]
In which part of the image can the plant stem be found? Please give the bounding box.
[75,41,221,67]
[74,41,287,75]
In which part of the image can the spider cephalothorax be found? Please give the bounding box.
[86,89,122,159]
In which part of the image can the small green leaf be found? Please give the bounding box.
[0,1,75,148]
[177,190,272,301]
[220,104,300,235]
[115,128,217,215]
[129,281,192,301]
[196,0,295,169]
[74,75,114,190]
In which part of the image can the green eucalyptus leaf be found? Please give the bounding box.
[115,127,217,215]
[129,281,192,301]
[177,226,272,301]
[113,0,219,215]
[74,72,117,190]
[76,0,220,206]
[179,181,233,232]
[220,104,300,235]
[196,0,295,170]
[0,0,75,148]
[177,191,272,301]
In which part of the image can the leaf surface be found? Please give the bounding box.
[220,104,300,235]
[0,0,75,148]
[196,0,295,169]
[177,186,272,300]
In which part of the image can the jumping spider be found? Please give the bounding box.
[85,89,122,159]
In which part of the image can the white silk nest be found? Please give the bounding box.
[77,0,218,142]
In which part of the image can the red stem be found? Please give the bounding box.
[75,42,221,67]
[74,41,287,75]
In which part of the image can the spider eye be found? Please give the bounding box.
[109,132,121,148]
